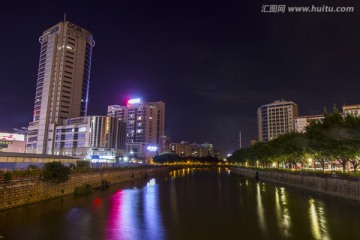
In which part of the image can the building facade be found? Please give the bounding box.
[159,135,170,153]
[257,100,298,142]
[169,141,217,158]
[342,104,360,116]
[108,99,165,160]
[294,114,324,133]
[0,133,26,153]
[53,116,125,162]
[27,21,95,154]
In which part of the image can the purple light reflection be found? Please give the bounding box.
[143,179,165,239]
[106,179,165,240]
[106,190,141,240]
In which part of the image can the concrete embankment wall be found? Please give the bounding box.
[0,167,169,211]
[231,167,360,201]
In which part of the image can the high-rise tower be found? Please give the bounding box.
[257,100,298,142]
[107,99,165,159]
[27,21,95,154]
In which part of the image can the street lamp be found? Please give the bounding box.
[308,158,312,170]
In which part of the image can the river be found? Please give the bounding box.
[0,167,359,240]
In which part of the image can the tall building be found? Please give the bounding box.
[159,135,170,153]
[108,98,165,160]
[257,100,298,142]
[27,21,95,154]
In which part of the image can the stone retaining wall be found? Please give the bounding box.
[0,167,169,211]
[231,167,360,201]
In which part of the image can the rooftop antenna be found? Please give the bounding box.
[63,12,67,22]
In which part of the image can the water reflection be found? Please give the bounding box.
[309,198,330,240]
[1,169,360,240]
[169,168,207,179]
[256,182,267,234]
[275,187,292,238]
[143,179,165,240]
[106,178,164,240]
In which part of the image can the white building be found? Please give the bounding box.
[27,20,95,154]
[108,98,165,160]
[294,115,324,133]
[53,116,126,162]
[257,100,298,142]
[0,133,26,153]
[342,104,360,116]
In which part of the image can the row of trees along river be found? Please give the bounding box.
[228,107,360,173]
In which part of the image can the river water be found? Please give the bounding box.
[0,167,360,240]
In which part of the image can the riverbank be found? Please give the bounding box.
[231,167,360,201]
[0,166,170,211]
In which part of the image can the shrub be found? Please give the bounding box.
[76,160,90,169]
[74,184,93,196]
[43,161,70,183]
[28,164,39,170]
[3,172,12,183]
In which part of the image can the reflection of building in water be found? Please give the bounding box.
[309,198,329,240]
[275,187,292,238]
[169,168,192,179]
[256,183,267,234]
[106,183,165,239]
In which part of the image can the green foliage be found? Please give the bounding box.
[74,184,93,196]
[28,164,39,170]
[43,161,70,183]
[3,172,12,182]
[230,108,360,172]
[76,160,90,169]
[153,152,222,164]
[153,153,181,163]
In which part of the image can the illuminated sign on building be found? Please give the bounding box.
[0,133,25,141]
[127,98,142,105]
[147,146,158,152]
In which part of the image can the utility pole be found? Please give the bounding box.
[239,131,242,149]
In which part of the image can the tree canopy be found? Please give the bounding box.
[229,108,360,172]
[153,152,222,164]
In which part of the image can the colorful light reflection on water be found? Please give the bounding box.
[1,168,360,240]
[106,178,164,240]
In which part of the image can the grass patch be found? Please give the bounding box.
[74,184,93,196]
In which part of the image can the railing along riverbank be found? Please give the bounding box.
[231,167,360,201]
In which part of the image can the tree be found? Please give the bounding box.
[43,161,71,183]
[153,153,181,163]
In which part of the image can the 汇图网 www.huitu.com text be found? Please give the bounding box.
[261,5,354,13]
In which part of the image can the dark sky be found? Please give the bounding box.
[0,0,359,155]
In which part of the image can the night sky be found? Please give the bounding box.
[0,0,359,155]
